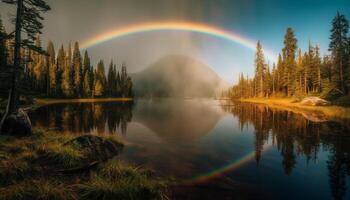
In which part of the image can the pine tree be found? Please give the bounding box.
[32,35,45,92]
[272,63,277,95]
[62,43,74,97]
[95,60,106,96]
[0,15,6,72]
[46,41,55,96]
[295,49,304,95]
[83,50,90,77]
[126,77,133,97]
[314,45,322,93]
[82,50,91,97]
[265,64,271,97]
[116,71,121,96]
[0,15,9,97]
[276,54,284,94]
[83,70,91,97]
[254,41,266,97]
[1,0,50,124]
[282,27,298,96]
[73,41,82,97]
[329,12,349,94]
[107,60,115,96]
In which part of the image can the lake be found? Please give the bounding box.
[29,99,350,200]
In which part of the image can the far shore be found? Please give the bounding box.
[35,97,133,105]
[239,98,350,120]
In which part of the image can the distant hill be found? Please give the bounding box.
[131,55,229,97]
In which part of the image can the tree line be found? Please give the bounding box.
[228,12,350,100]
[0,18,133,99]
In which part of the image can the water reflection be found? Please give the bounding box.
[31,102,133,135]
[223,102,350,200]
[29,100,350,199]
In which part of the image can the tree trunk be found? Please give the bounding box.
[339,59,345,93]
[0,0,24,132]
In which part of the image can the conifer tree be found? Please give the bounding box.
[276,54,284,94]
[329,12,349,94]
[0,15,6,72]
[254,41,266,97]
[295,49,304,94]
[0,15,8,97]
[116,71,121,96]
[82,50,92,97]
[73,41,82,97]
[83,70,91,97]
[62,43,74,97]
[282,27,298,96]
[107,60,115,96]
[2,0,50,112]
[95,60,106,96]
[32,36,45,92]
[47,41,55,96]
[83,50,90,76]
[1,0,50,134]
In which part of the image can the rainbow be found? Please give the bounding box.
[81,21,278,62]
[185,143,273,184]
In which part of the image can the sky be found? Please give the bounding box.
[1,0,350,83]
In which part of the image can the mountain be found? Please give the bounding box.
[131,55,229,97]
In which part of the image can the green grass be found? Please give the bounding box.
[77,159,165,200]
[0,179,77,200]
[0,129,166,200]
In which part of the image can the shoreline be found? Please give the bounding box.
[0,128,165,199]
[239,98,350,120]
[35,97,133,105]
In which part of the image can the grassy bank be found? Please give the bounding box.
[240,98,350,120]
[0,129,165,200]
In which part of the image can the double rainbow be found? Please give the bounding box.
[81,21,278,62]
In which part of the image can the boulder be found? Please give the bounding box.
[0,109,32,136]
[300,97,330,106]
[65,135,123,161]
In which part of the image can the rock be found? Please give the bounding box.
[65,135,123,161]
[0,109,32,136]
[300,97,330,106]
[300,112,328,123]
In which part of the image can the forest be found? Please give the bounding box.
[0,20,133,99]
[228,13,350,102]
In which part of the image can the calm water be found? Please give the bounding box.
[29,99,350,200]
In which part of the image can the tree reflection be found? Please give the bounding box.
[223,102,350,199]
[30,101,133,135]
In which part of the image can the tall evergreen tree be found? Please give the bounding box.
[329,12,349,94]
[255,41,266,97]
[120,62,128,97]
[94,60,106,96]
[0,15,6,72]
[1,0,50,128]
[46,40,55,96]
[282,27,298,96]
[83,50,90,76]
[62,43,74,97]
[107,60,115,96]
[82,50,92,97]
[83,69,91,97]
[73,41,82,97]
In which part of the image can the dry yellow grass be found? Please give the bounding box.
[240,98,350,120]
[35,98,133,105]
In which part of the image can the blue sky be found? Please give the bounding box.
[1,0,349,83]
